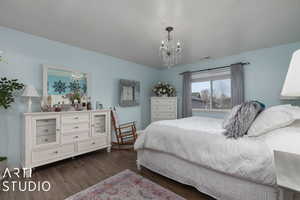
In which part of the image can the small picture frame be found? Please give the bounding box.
[119,79,140,107]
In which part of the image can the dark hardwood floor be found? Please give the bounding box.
[0,149,215,200]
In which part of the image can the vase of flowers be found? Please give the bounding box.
[152,82,176,97]
[67,92,82,105]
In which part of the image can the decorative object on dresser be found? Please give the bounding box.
[111,107,137,149]
[119,79,140,107]
[0,77,24,109]
[151,97,177,122]
[22,110,111,177]
[22,85,40,112]
[95,101,103,110]
[152,82,176,97]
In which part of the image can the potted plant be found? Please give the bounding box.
[0,77,24,109]
[0,56,24,178]
[0,157,7,180]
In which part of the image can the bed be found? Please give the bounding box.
[134,116,300,200]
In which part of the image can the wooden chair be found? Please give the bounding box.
[111,107,137,148]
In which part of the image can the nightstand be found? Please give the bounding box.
[274,150,300,200]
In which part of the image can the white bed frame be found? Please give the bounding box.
[137,149,296,200]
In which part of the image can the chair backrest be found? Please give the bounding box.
[111,107,120,129]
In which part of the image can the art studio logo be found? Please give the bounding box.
[1,168,51,192]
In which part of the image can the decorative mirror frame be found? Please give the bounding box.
[119,79,140,107]
[43,65,91,103]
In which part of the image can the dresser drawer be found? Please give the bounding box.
[36,125,56,136]
[36,119,56,127]
[62,113,89,124]
[36,135,56,145]
[32,144,75,163]
[152,105,176,112]
[152,114,177,122]
[78,136,107,152]
[62,123,90,134]
[61,132,90,144]
[152,111,176,118]
[151,99,176,106]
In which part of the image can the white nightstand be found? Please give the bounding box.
[274,150,300,200]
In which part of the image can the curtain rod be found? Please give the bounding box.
[179,62,250,75]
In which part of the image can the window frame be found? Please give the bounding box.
[191,70,232,112]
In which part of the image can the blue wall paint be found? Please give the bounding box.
[159,41,300,118]
[1,25,300,168]
[0,27,159,167]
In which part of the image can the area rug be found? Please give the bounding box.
[65,169,185,200]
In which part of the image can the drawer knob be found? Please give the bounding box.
[44,129,49,132]
[53,151,58,154]
[74,136,79,139]
[74,117,79,119]
[74,126,79,129]
[92,142,95,145]
[56,129,60,131]
[45,139,48,142]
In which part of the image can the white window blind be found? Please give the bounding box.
[191,68,231,82]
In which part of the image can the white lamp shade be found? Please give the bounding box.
[281,49,300,98]
[22,85,40,97]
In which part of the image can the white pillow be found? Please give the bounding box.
[248,105,295,137]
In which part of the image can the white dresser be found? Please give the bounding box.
[22,110,111,176]
[151,97,177,122]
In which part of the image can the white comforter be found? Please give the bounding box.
[135,117,300,186]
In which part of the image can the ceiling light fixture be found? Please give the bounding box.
[159,26,182,68]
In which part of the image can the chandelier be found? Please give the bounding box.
[159,26,182,68]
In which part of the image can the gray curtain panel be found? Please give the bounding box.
[230,63,245,106]
[182,71,192,118]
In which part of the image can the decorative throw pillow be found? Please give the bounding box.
[248,105,295,137]
[223,101,265,139]
[222,104,242,128]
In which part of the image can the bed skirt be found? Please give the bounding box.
[137,149,285,200]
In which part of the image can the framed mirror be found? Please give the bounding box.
[43,65,90,105]
[119,79,140,107]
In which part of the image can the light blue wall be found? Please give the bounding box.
[1,25,300,168]
[159,41,300,118]
[0,26,159,167]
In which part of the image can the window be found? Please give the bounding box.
[191,70,231,111]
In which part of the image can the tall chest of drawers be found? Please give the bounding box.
[151,97,177,122]
[22,110,111,176]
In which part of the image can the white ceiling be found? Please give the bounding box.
[0,0,300,68]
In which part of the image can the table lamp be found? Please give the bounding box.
[281,49,300,99]
[22,85,40,112]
